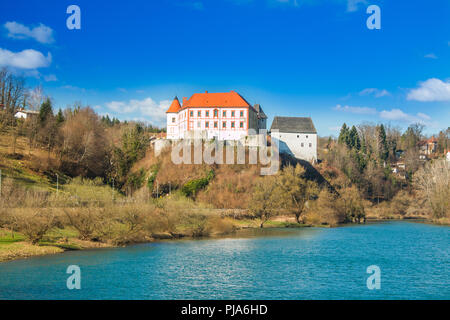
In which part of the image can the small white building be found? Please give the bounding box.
[270,116,317,163]
[14,109,39,120]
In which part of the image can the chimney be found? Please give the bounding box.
[182,97,187,105]
[205,90,208,93]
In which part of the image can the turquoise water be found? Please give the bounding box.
[0,221,448,299]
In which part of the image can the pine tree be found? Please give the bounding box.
[377,124,388,161]
[349,125,361,150]
[39,97,53,125]
[56,108,65,125]
[338,123,349,145]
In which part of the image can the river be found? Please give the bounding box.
[0,221,448,299]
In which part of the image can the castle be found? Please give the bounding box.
[166,91,267,140]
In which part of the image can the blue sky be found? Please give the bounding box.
[0,0,449,136]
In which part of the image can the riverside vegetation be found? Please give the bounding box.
[0,68,449,262]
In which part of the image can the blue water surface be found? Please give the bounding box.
[0,221,448,299]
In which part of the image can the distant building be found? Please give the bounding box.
[270,116,317,163]
[14,109,39,120]
[418,136,438,156]
[166,91,267,140]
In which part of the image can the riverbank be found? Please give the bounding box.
[0,215,325,263]
[2,213,442,263]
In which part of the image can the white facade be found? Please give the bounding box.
[168,107,250,140]
[271,131,317,162]
[166,92,266,141]
[14,111,28,119]
[14,110,39,120]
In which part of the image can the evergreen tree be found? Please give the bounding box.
[56,108,65,125]
[349,125,361,150]
[377,124,389,161]
[338,123,349,145]
[39,97,53,125]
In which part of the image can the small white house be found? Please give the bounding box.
[14,109,39,120]
[270,116,317,163]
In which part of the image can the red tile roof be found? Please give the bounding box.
[166,97,182,113]
[182,91,251,108]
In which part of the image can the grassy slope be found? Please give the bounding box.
[0,132,63,191]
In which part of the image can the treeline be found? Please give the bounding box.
[320,122,449,220]
[0,68,165,192]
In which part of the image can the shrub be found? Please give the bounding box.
[13,209,55,244]
[181,170,214,198]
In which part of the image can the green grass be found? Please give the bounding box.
[0,229,25,243]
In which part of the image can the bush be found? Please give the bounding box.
[181,170,214,198]
[13,209,55,244]
[64,207,105,241]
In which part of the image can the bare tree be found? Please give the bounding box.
[414,160,449,219]
[60,106,109,176]
[0,68,25,125]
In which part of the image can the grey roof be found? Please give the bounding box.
[254,104,267,119]
[270,116,317,134]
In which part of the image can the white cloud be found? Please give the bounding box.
[359,88,390,98]
[4,21,54,44]
[334,104,377,114]
[44,74,57,82]
[407,78,450,102]
[0,48,51,69]
[424,53,438,59]
[328,126,342,132]
[104,97,171,126]
[346,0,367,12]
[379,109,431,124]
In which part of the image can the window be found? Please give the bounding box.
[172,117,176,123]
[240,111,244,117]
[239,122,244,128]
[301,143,304,147]
[309,143,312,148]
[223,111,226,117]
[231,111,235,117]
[214,121,218,128]
[198,111,201,117]
[223,121,226,128]
[231,122,235,128]
[205,121,209,128]
[197,121,201,128]
[190,111,193,117]
[206,111,209,117]
[306,135,309,139]
[297,135,299,138]
[214,109,218,117]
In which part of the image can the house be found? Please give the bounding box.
[14,109,39,120]
[418,136,438,156]
[270,116,317,163]
[166,91,267,140]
